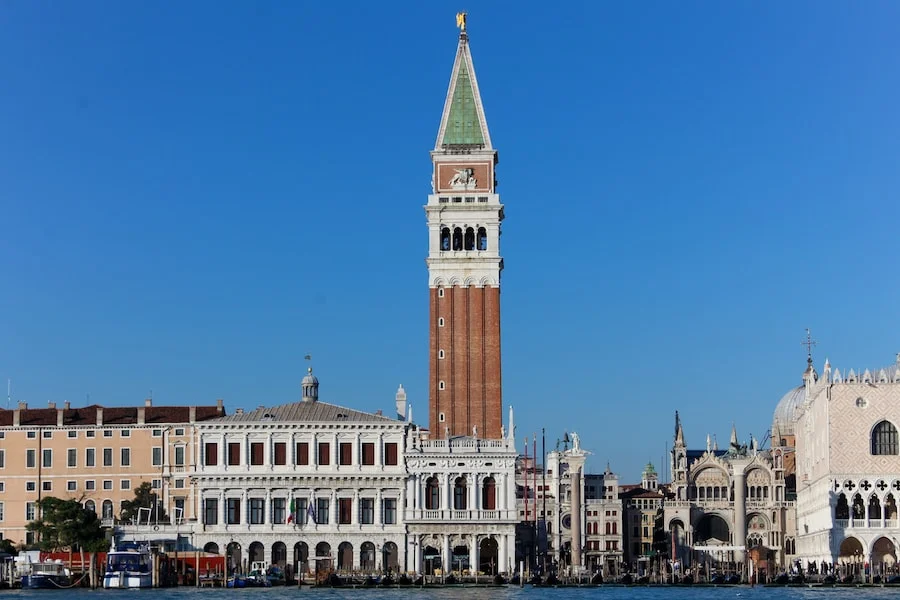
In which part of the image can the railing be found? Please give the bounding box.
[837,518,898,529]
[405,509,514,522]
[418,438,514,452]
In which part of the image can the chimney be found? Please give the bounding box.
[216,398,224,415]
[48,401,56,409]
[235,408,244,415]
[144,398,152,407]
[375,409,383,416]
[189,406,197,423]
[96,407,104,426]
[13,409,20,427]
[17,401,27,410]
[137,407,145,426]
[57,408,64,427]
[64,401,70,410]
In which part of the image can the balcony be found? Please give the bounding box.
[417,438,515,453]
[836,519,897,529]
[404,509,515,522]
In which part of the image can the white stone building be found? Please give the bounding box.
[793,353,900,576]
[191,371,409,579]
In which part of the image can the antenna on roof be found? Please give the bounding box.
[6,379,10,410]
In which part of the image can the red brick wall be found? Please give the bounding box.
[429,285,502,438]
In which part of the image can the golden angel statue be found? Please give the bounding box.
[456,12,467,31]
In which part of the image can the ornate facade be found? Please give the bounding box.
[793,354,900,576]
[665,412,795,579]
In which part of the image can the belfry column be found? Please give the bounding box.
[568,450,586,578]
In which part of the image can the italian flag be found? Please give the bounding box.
[287,499,295,524]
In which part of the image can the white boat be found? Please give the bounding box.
[102,543,153,589]
[16,553,72,589]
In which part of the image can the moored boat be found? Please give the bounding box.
[102,542,153,589]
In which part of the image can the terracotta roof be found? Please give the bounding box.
[0,403,225,427]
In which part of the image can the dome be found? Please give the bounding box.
[301,367,318,386]
[772,385,805,436]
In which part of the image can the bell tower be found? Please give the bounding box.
[426,20,503,439]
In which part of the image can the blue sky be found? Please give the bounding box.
[2,2,899,481]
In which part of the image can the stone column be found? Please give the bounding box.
[571,464,583,575]
[733,460,748,564]
[470,536,479,576]
[443,535,451,576]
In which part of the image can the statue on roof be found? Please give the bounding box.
[571,431,581,453]
[456,12,467,32]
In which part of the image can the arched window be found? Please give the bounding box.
[477,227,487,250]
[605,522,611,535]
[872,421,899,455]
[85,500,96,513]
[835,493,849,520]
[454,476,468,510]
[482,477,496,510]
[464,228,475,250]
[102,499,114,519]
[360,542,375,571]
[440,227,451,251]
[452,228,463,251]
[425,477,440,510]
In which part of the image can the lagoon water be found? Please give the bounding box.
[4,587,899,600]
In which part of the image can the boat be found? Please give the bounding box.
[16,553,71,589]
[102,542,153,589]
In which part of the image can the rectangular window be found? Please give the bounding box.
[227,443,241,466]
[103,480,113,491]
[316,498,329,524]
[86,430,95,438]
[383,498,397,525]
[27,431,36,439]
[42,481,52,492]
[205,443,218,466]
[273,442,287,465]
[296,442,309,465]
[42,449,52,468]
[26,450,35,469]
[67,481,77,492]
[175,479,185,489]
[250,498,265,524]
[43,430,52,439]
[26,481,36,492]
[0,501,4,521]
[361,443,375,465]
[0,482,5,492]
[26,502,36,521]
[103,430,113,438]
[174,427,185,436]
[227,498,241,524]
[104,448,113,467]
[204,498,218,525]
[339,443,352,466]
[85,480,95,491]
[384,442,398,466]
[121,480,131,490]
[121,448,131,467]
[339,498,352,524]
[67,448,77,467]
[296,498,309,525]
[121,429,130,438]
[360,498,374,524]
[86,448,95,467]
[174,446,185,467]
[272,498,286,524]
[151,447,162,467]
[318,443,330,466]
[250,442,264,466]
[67,431,77,439]
[152,429,162,438]
[0,450,4,468]
[152,479,161,489]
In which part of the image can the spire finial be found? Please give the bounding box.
[801,328,817,366]
[456,11,467,33]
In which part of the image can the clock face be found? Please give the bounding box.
[562,514,572,530]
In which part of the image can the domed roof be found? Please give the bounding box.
[773,385,805,435]
[301,367,318,386]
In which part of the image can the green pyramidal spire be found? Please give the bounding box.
[435,31,492,151]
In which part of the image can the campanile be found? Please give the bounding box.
[426,21,503,439]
